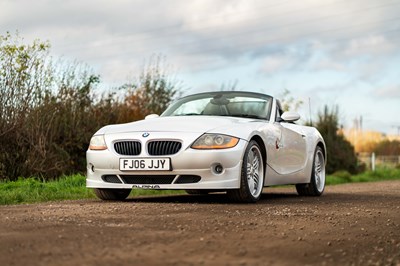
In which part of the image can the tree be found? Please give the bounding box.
[0,32,107,180]
[120,56,180,121]
[279,89,303,112]
[0,33,180,180]
[0,32,53,179]
[315,105,358,174]
[0,32,52,135]
[373,140,400,156]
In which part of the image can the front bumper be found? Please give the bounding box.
[86,134,247,190]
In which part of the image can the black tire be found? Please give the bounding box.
[227,140,265,203]
[93,188,131,200]
[296,146,325,196]
[185,190,210,195]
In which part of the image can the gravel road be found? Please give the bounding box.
[1,180,399,266]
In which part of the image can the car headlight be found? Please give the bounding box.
[191,134,239,149]
[89,135,107,150]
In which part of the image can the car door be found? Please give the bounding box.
[268,107,308,175]
[277,122,308,174]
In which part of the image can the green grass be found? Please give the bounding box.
[1,168,400,205]
[326,168,400,185]
[0,174,184,205]
[0,174,95,205]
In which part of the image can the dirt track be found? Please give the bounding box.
[1,181,400,266]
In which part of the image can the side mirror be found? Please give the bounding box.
[145,114,159,120]
[280,111,300,122]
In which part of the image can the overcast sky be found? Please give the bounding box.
[1,0,400,134]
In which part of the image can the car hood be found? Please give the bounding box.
[99,116,262,135]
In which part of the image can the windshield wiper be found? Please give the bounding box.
[227,114,265,119]
[174,113,201,116]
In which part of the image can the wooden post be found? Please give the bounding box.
[371,152,375,171]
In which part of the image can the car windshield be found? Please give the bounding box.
[161,92,273,120]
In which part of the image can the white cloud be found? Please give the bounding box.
[1,0,400,133]
[343,35,395,57]
[2,0,398,75]
[311,58,346,72]
[375,85,400,98]
[259,54,291,73]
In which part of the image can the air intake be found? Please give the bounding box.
[175,175,201,184]
[120,175,175,184]
[102,175,122,183]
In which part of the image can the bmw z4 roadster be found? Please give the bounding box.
[87,91,326,203]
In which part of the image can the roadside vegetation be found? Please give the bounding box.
[0,175,94,205]
[326,167,400,185]
[1,168,400,205]
[0,32,179,181]
[0,175,185,205]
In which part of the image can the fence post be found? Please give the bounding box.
[371,152,375,171]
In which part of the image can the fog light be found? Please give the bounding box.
[214,164,223,174]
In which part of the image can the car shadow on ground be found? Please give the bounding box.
[108,189,400,205]
[122,192,310,205]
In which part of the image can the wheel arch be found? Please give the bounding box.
[316,141,327,165]
[250,135,267,167]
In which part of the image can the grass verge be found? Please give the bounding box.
[0,175,94,205]
[0,174,184,205]
[326,168,400,185]
[1,168,399,205]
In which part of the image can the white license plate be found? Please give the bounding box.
[119,158,171,171]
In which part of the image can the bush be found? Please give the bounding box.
[315,106,359,174]
[331,170,352,182]
[373,140,400,156]
[0,33,179,181]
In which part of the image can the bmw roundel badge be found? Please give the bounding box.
[142,132,150,138]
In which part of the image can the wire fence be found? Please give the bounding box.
[358,153,400,170]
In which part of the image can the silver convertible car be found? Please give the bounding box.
[87,91,326,203]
